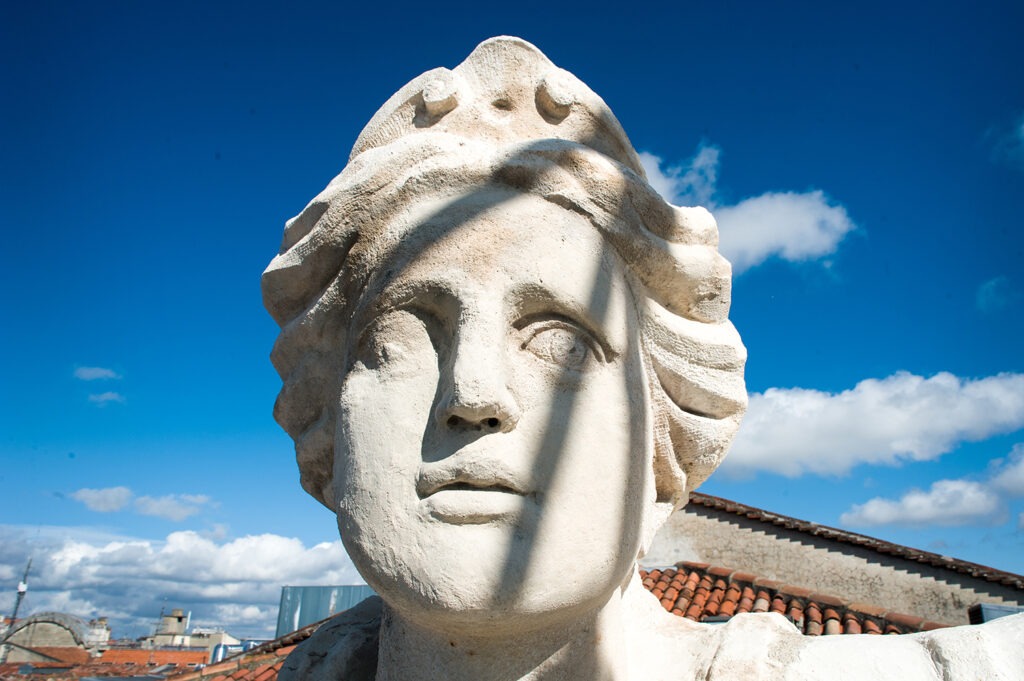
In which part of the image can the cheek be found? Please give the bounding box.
[536,360,645,505]
[576,351,650,535]
[335,367,438,502]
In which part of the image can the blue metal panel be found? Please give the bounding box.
[275,585,377,638]
[968,602,1024,624]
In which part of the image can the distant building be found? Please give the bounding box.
[141,609,189,648]
[0,604,251,677]
[132,608,250,658]
[1,612,109,663]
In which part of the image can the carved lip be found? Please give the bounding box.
[416,457,531,499]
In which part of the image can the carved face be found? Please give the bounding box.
[334,190,652,632]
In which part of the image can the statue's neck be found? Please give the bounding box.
[374,593,629,681]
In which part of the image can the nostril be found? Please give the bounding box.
[445,414,502,431]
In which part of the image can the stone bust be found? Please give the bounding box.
[263,37,1022,681]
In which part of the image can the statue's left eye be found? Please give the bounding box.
[521,322,603,370]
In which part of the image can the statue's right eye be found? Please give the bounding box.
[357,310,435,373]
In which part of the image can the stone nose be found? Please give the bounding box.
[436,322,521,434]
[442,394,520,433]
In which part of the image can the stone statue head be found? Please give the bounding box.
[262,37,746,630]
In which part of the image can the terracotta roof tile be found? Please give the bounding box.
[639,562,955,636]
[23,647,91,665]
[752,590,771,613]
[98,648,208,666]
[779,585,812,600]
[808,592,845,608]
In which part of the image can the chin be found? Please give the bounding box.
[342,516,627,634]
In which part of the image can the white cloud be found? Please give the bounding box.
[88,391,125,405]
[0,525,363,639]
[721,371,1024,478]
[70,486,133,512]
[840,442,1024,529]
[134,494,212,522]
[840,479,1004,527]
[74,366,121,381]
[639,147,719,208]
[70,488,217,523]
[715,192,855,272]
[976,275,1017,313]
[991,444,1024,496]
[639,145,855,273]
[209,603,277,629]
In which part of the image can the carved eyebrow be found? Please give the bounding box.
[373,278,453,312]
[351,276,457,338]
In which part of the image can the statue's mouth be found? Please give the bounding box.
[428,480,524,495]
[418,477,534,525]
[415,456,532,499]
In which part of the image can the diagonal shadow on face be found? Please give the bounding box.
[356,138,646,678]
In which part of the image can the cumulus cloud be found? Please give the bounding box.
[70,486,133,512]
[721,371,1024,478]
[976,275,1017,313]
[0,525,363,639]
[74,366,121,381]
[70,488,215,522]
[88,391,125,405]
[639,145,855,273]
[715,192,855,272]
[841,442,1024,528]
[639,147,719,208]
[840,479,1005,527]
[991,444,1024,496]
[134,494,212,522]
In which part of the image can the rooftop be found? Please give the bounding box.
[643,562,949,634]
[688,493,1024,590]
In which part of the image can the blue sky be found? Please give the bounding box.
[2,1,1023,639]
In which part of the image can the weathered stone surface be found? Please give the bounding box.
[277,597,380,681]
[263,36,1024,681]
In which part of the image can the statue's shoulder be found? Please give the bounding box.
[911,612,1024,679]
[277,596,382,681]
[767,612,1024,680]
[700,612,806,680]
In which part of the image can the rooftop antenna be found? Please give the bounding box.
[0,558,32,664]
